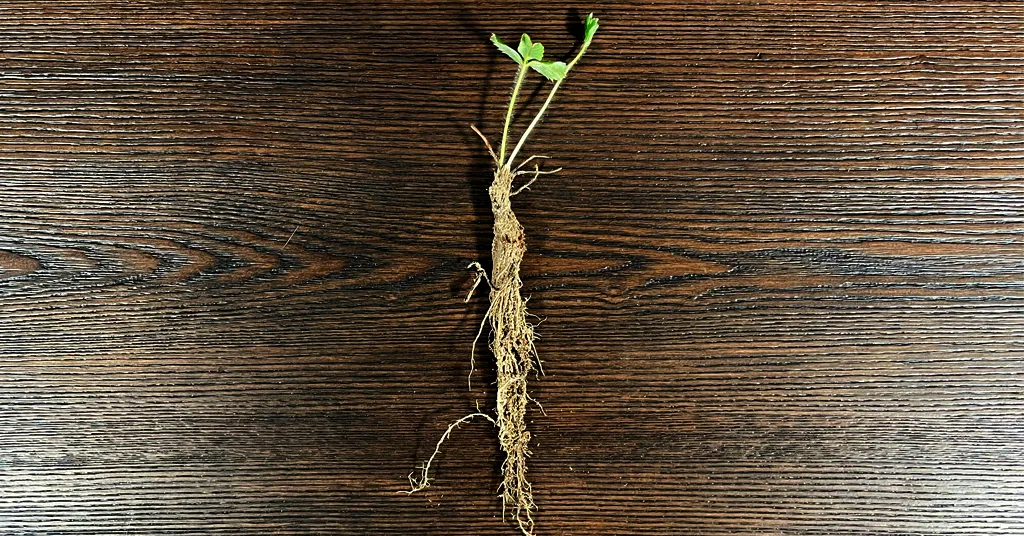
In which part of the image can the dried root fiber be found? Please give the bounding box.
[401,165,543,534]
[485,165,542,532]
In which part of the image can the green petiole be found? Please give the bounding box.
[490,13,599,170]
[505,36,594,167]
[499,64,528,167]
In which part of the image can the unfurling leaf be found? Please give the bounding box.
[517,33,544,63]
[584,13,600,46]
[491,34,522,64]
[529,60,568,81]
[517,34,532,58]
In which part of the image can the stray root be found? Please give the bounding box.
[282,225,299,248]
[468,301,491,392]
[399,411,496,495]
[514,154,550,172]
[511,163,561,197]
[471,124,498,164]
[465,261,491,303]
[467,261,494,391]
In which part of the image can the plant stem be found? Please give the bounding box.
[505,79,562,168]
[506,42,593,167]
[499,65,529,167]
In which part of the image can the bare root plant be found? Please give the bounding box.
[400,14,600,536]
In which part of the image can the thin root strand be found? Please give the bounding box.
[514,154,550,172]
[468,300,493,391]
[464,261,491,303]
[511,166,562,196]
[398,412,496,495]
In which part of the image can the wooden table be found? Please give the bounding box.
[3,1,1023,534]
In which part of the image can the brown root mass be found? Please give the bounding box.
[487,165,540,535]
[403,165,542,536]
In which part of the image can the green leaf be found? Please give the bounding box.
[529,60,568,81]
[583,13,599,46]
[491,34,522,64]
[517,33,544,63]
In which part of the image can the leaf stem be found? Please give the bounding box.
[505,41,593,168]
[499,65,529,167]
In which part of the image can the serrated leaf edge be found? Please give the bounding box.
[491,33,523,64]
[529,60,568,81]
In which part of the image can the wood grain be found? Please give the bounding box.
[2,1,1024,534]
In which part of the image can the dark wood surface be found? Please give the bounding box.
[3,1,1024,534]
